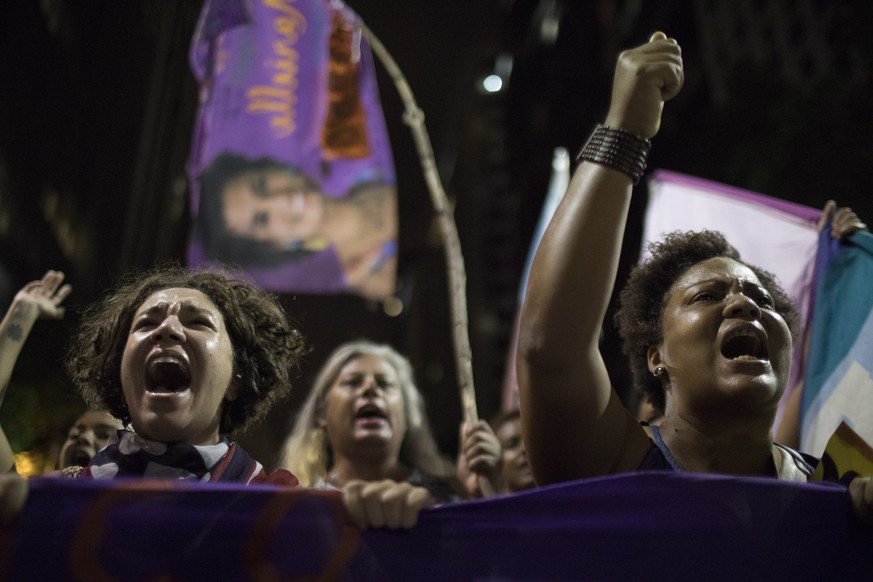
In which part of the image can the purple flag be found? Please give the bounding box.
[187,0,397,300]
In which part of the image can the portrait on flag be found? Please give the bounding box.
[186,0,397,300]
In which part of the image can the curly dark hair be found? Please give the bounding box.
[66,264,306,437]
[615,230,799,415]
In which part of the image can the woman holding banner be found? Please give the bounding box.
[516,32,873,522]
[278,340,503,501]
[1,265,434,529]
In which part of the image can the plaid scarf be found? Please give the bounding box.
[83,429,265,483]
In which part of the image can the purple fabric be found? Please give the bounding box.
[2,472,870,580]
[187,241,348,294]
[186,0,396,294]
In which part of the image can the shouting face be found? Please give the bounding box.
[649,257,793,419]
[321,354,407,459]
[120,287,236,445]
[58,410,122,469]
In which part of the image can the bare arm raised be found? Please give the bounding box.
[516,33,683,484]
[0,270,71,473]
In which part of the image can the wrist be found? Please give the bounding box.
[604,108,659,140]
[576,123,652,185]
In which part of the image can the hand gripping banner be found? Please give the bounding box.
[2,473,871,580]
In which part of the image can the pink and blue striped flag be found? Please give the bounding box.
[801,229,873,457]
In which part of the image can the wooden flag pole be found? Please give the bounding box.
[361,24,480,429]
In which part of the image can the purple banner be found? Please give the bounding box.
[2,472,871,580]
[187,0,397,300]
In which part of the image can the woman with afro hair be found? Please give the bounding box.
[516,32,873,523]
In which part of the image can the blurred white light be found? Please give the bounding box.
[482,74,503,93]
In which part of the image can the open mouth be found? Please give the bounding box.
[355,403,388,425]
[720,327,768,361]
[146,356,191,393]
[68,450,93,467]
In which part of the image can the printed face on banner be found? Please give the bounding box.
[187,0,398,300]
[220,165,325,248]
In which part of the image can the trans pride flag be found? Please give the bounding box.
[801,229,873,457]
[186,0,397,299]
